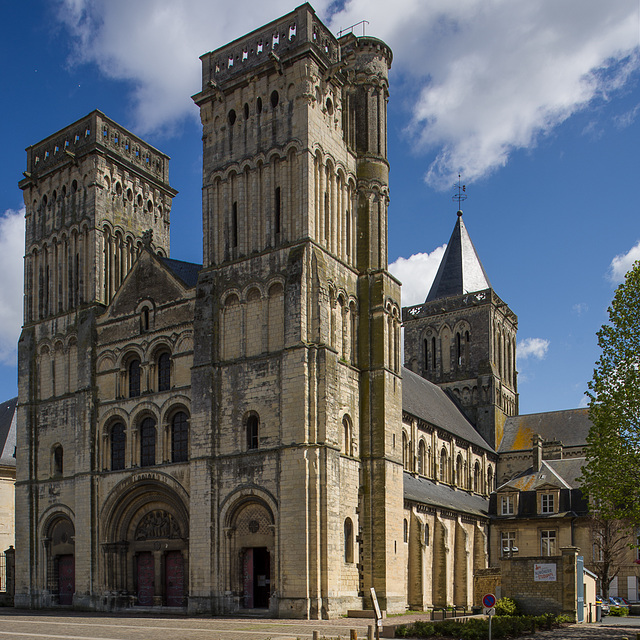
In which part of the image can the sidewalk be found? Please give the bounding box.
[529,622,638,639]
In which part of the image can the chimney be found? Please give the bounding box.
[532,434,543,472]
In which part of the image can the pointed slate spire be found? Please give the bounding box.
[426,211,492,302]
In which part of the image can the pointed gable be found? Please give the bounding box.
[106,249,200,318]
[426,213,492,302]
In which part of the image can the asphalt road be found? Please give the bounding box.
[0,610,373,640]
[0,610,638,640]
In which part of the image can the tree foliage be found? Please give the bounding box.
[582,260,640,525]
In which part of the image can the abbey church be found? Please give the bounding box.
[15,2,633,619]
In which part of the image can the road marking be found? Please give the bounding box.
[0,627,316,639]
[0,633,129,640]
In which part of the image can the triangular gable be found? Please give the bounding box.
[105,248,193,318]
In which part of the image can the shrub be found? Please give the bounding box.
[609,606,629,617]
[394,612,571,638]
[494,597,520,616]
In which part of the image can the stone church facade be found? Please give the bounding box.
[16,2,605,619]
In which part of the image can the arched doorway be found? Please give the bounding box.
[44,515,75,606]
[226,498,275,610]
[101,476,189,608]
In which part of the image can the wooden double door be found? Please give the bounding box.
[136,550,185,607]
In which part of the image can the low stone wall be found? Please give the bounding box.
[474,567,501,605]
[500,546,578,616]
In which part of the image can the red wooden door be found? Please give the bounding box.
[58,555,74,605]
[165,551,184,607]
[243,548,254,608]
[137,552,154,606]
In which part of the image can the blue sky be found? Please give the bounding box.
[0,0,639,416]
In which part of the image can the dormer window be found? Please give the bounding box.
[541,493,555,514]
[501,494,515,515]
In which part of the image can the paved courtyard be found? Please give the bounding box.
[0,610,638,640]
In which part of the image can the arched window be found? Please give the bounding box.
[53,445,63,476]
[344,518,354,563]
[403,518,408,543]
[402,432,409,470]
[424,523,430,546]
[158,352,171,391]
[111,423,125,471]
[418,440,426,475]
[473,462,480,493]
[439,448,448,482]
[487,466,494,493]
[140,418,156,467]
[171,412,189,463]
[247,414,259,450]
[129,358,141,397]
[342,416,353,456]
[141,307,150,332]
[456,454,463,488]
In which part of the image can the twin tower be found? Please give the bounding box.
[16,4,404,617]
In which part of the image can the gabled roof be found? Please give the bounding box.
[0,398,17,468]
[402,366,494,452]
[497,457,586,492]
[498,408,591,453]
[404,473,489,518]
[105,248,198,319]
[426,213,492,302]
[160,257,201,288]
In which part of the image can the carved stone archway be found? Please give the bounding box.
[101,472,189,608]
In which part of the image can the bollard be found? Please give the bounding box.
[350,630,358,640]
[312,631,319,640]
[367,624,374,640]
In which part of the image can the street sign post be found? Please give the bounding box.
[370,588,382,640]
[482,594,496,640]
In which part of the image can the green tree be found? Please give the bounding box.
[582,260,640,525]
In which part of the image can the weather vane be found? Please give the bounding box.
[452,174,467,214]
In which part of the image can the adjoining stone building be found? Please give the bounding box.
[0,398,16,555]
[14,2,632,619]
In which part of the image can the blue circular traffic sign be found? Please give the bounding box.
[482,593,496,608]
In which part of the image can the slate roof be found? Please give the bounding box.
[404,473,489,518]
[0,397,17,468]
[160,257,202,288]
[497,458,585,493]
[498,408,591,453]
[426,213,492,302]
[402,366,494,452]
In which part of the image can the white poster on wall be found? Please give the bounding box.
[534,563,557,582]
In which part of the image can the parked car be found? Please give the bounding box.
[609,596,628,609]
[596,596,610,615]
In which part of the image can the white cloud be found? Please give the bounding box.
[572,302,588,315]
[614,102,640,129]
[56,0,640,182]
[57,0,333,134]
[331,0,640,188]
[609,240,640,284]
[389,246,446,307]
[517,337,550,361]
[0,209,25,366]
